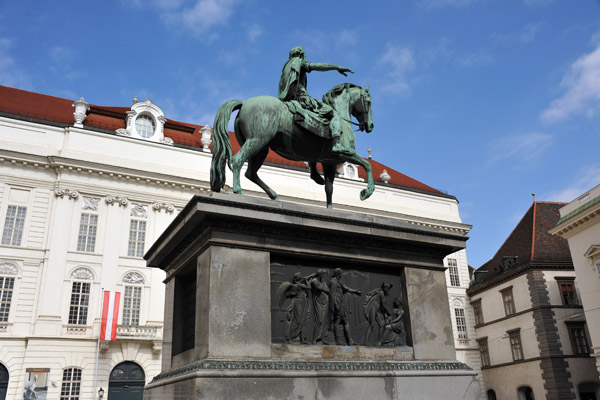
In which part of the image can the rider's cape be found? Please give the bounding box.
[278,57,332,139]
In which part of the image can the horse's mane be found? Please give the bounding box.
[322,83,360,107]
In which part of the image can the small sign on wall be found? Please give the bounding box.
[24,368,49,400]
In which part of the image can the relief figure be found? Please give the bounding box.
[277,272,311,343]
[329,268,361,345]
[379,298,406,346]
[364,282,393,345]
[310,269,330,343]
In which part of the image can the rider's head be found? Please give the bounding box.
[289,46,305,60]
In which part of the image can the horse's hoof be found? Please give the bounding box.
[360,189,373,201]
[311,173,325,185]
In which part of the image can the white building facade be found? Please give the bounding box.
[551,184,600,380]
[0,85,478,399]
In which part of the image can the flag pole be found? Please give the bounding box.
[93,287,104,399]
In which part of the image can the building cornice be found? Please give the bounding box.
[473,304,583,329]
[481,354,591,371]
[1,149,472,237]
[467,262,574,296]
[550,198,600,238]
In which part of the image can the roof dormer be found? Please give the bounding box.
[121,99,170,144]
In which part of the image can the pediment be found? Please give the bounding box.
[583,244,600,259]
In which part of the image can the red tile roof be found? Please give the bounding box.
[0,85,445,196]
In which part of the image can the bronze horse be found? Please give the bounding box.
[210,83,374,208]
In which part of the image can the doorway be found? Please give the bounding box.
[108,361,145,400]
[0,363,7,400]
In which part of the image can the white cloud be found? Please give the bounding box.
[486,132,553,167]
[152,0,185,9]
[454,49,493,68]
[519,22,543,43]
[338,29,358,46]
[0,37,31,89]
[377,44,416,95]
[50,46,75,63]
[290,28,360,54]
[246,23,263,43]
[417,0,481,9]
[541,43,600,123]
[491,22,543,45]
[545,164,600,202]
[161,0,238,39]
[523,0,555,6]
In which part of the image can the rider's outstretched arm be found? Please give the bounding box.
[307,62,354,76]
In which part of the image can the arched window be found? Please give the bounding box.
[518,386,534,400]
[122,272,145,326]
[60,368,82,400]
[68,267,94,325]
[487,389,496,400]
[0,261,19,324]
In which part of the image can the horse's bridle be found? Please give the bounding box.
[340,88,370,131]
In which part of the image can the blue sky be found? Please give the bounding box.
[1,0,600,268]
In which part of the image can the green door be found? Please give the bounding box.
[108,361,145,400]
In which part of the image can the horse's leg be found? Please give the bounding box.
[309,162,325,185]
[323,163,337,208]
[245,146,278,200]
[337,152,375,201]
[231,137,269,195]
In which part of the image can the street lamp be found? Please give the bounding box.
[98,387,105,399]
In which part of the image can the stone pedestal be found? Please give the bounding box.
[143,193,480,399]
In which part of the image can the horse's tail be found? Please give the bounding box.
[210,100,243,192]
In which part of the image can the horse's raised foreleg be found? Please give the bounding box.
[309,162,325,185]
[246,146,278,200]
[323,163,337,208]
[338,152,375,201]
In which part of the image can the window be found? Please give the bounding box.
[509,330,523,361]
[454,308,467,339]
[135,115,155,138]
[557,280,578,305]
[472,300,483,326]
[77,213,98,252]
[60,368,81,400]
[1,205,26,246]
[0,276,15,322]
[501,288,515,316]
[68,282,90,325]
[568,323,590,355]
[448,258,460,286]
[128,220,146,257]
[478,338,490,366]
[122,285,142,326]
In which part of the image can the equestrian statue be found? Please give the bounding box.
[210,46,375,208]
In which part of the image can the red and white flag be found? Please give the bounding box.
[100,290,121,341]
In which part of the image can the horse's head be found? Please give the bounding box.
[353,86,374,133]
[323,83,374,132]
